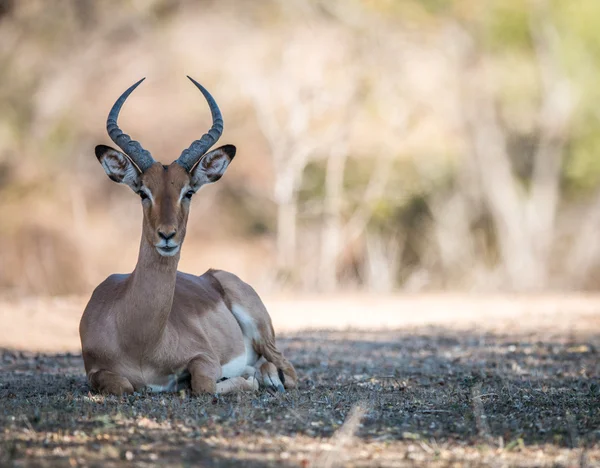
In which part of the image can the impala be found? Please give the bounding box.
[79,77,297,395]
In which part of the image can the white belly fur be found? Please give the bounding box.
[230,304,259,365]
[221,353,248,379]
[220,304,260,378]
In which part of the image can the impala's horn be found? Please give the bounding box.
[175,76,224,172]
[106,77,156,173]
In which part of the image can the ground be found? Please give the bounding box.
[0,295,599,467]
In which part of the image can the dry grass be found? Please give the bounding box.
[0,295,599,467]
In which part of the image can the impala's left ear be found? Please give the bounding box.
[190,145,236,189]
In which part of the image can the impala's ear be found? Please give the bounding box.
[95,144,142,192]
[190,145,236,189]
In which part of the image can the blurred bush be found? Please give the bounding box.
[1,0,600,295]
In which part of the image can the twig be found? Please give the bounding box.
[471,383,493,443]
[313,403,367,468]
[419,440,435,454]
[338,376,402,388]
[566,411,579,449]
[266,390,308,425]
[18,414,36,434]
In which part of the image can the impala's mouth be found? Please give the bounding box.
[156,244,180,257]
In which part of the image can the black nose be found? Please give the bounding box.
[158,230,176,241]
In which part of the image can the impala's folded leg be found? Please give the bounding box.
[210,270,298,390]
[255,341,297,389]
[189,354,258,395]
[242,365,259,380]
[89,369,134,395]
[188,354,221,395]
[253,357,285,392]
[216,376,258,394]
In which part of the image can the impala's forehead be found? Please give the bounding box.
[141,162,190,193]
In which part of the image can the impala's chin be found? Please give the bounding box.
[156,244,180,257]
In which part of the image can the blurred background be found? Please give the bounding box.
[1,0,600,299]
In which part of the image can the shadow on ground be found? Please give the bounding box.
[1,328,599,467]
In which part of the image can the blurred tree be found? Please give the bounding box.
[2,0,600,294]
[243,25,359,285]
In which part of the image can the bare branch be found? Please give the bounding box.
[526,0,575,267]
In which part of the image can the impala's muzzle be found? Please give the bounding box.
[155,228,180,256]
[155,241,180,257]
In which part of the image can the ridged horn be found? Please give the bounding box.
[176,76,224,172]
[106,78,155,172]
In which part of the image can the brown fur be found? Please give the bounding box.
[210,269,297,387]
[80,160,297,395]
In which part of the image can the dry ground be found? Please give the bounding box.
[0,295,599,467]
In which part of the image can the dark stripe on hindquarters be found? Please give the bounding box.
[278,368,285,386]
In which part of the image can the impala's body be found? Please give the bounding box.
[79,77,297,395]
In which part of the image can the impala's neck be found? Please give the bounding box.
[119,236,180,348]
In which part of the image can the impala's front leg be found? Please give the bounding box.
[188,354,221,395]
[216,376,259,394]
[188,355,258,395]
[89,369,134,395]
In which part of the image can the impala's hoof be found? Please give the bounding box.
[246,375,259,391]
[263,375,285,393]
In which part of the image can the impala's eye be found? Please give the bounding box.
[184,190,194,200]
[138,191,149,201]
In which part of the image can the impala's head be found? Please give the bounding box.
[96,77,235,257]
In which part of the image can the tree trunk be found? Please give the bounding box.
[274,167,298,277]
[318,144,348,291]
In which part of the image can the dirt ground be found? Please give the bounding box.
[0,295,599,467]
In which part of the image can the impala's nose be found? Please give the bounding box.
[158,229,176,241]
[155,228,180,257]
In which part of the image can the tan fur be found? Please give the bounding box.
[80,161,297,395]
[211,270,298,388]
